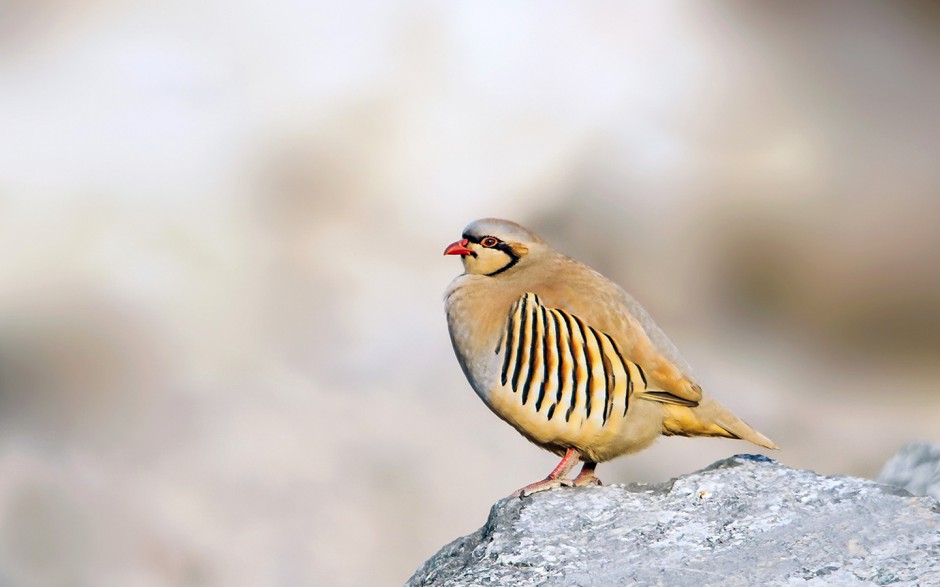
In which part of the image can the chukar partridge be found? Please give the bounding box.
[444,218,777,497]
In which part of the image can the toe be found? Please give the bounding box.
[572,475,603,488]
[512,477,573,497]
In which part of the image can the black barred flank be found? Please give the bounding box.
[510,294,530,392]
[635,363,647,386]
[561,311,580,422]
[551,308,571,421]
[499,299,519,385]
[600,341,614,424]
[574,316,593,420]
[535,305,551,411]
[520,298,541,405]
[551,309,565,411]
[497,292,642,429]
[601,331,631,418]
[576,318,595,420]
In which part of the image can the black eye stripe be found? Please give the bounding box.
[495,242,513,253]
[485,244,520,276]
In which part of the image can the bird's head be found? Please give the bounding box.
[443,218,544,276]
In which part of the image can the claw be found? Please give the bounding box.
[509,448,585,498]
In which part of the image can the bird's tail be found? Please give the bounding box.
[661,398,778,450]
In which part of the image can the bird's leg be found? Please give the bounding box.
[572,460,602,487]
[511,448,579,497]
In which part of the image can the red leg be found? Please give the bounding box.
[511,448,580,497]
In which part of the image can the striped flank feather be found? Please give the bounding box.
[497,292,639,427]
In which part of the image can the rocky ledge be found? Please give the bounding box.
[407,455,940,587]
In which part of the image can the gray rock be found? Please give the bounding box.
[407,455,940,587]
[878,441,940,503]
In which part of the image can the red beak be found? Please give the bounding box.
[443,239,473,256]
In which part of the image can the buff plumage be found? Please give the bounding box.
[444,218,777,496]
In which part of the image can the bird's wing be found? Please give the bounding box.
[615,288,695,375]
[608,288,706,406]
[531,261,704,407]
[497,292,699,424]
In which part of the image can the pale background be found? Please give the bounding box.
[1,2,939,586]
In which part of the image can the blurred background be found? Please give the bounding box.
[1,1,939,585]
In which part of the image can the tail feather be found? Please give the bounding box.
[661,398,778,450]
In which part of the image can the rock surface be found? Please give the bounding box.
[878,441,940,503]
[407,455,940,587]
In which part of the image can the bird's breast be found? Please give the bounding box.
[444,276,516,402]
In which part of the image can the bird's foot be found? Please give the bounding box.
[572,472,603,488]
[511,477,574,498]
[571,460,602,488]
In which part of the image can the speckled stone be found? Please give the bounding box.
[407,455,940,587]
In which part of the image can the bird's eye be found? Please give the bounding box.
[481,236,499,248]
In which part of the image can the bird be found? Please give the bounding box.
[443,218,778,497]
